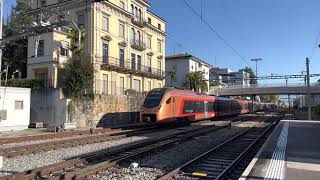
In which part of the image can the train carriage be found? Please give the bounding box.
[141,87,275,124]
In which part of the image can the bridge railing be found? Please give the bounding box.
[212,83,307,89]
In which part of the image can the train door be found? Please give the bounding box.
[204,101,208,118]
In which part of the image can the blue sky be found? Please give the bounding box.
[148,0,320,84]
[4,0,320,84]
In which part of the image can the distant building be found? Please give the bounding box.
[165,54,213,91]
[209,68,250,87]
[0,87,31,132]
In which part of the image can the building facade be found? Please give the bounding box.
[27,0,166,95]
[165,54,212,91]
[209,68,250,87]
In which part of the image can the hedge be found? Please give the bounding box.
[1,78,45,90]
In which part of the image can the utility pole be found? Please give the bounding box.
[251,58,262,77]
[0,0,3,90]
[306,58,312,120]
[251,58,262,87]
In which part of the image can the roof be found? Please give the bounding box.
[165,54,213,68]
[147,10,167,23]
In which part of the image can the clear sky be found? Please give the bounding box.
[3,0,320,84]
[148,0,320,84]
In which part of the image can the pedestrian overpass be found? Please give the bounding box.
[209,85,320,96]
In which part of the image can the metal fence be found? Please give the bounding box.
[94,79,149,96]
[215,83,307,89]
[100,56,165,79]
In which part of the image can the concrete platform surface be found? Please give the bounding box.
[240,120,320,180]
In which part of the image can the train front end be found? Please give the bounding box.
[141,88,168,124]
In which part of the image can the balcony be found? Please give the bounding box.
[131,16,145,28]
[100,56,165,80]
[131,39,146,51]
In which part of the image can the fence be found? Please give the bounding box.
[216,83,307,89]
[100,56,165,79]
[94,79,149,96]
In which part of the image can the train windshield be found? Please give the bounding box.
[143,89,167,108]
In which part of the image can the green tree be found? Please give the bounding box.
[210,80,220,87]
[315,105,320,114]
[167,69,176,85]
[260,95,279,103]
[67,29,86,54]
[239,67,257,85]
[8,0,31,34]
[183,71,208,93]
[64,53,93,98]
[2,0,32,78]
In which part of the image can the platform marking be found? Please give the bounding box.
[264,122,289,180]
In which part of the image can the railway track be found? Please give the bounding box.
[0,126,161,158]
[0,124,153,145]
[0,115,254,158]
[0,115,261,180]
[158,115,281,180]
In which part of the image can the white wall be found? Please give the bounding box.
[0,87,31,132]
[166,57,211,91]
[165,58,189,88]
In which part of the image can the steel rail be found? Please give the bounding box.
[0,115,258,180]
[0,126,160,157]
[157,115,280,180]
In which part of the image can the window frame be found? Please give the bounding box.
[119,22,125,38]
[15,100,24,110]
[102,15,109,32]
[147,35,152,49]
[37,40,44,57]
[157,40,162,53]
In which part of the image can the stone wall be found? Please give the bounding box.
[70,94,146,128]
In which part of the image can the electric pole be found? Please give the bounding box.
[0,0,3,89]
[306,58,312,120]
[251,58,262,87]
[251,58,262,77]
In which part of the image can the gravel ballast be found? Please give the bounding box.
[0,121,221,177]
[99,120,260,180]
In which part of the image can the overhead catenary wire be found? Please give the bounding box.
[183,0,252,69]
[310,30,320,59]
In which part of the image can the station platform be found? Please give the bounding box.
[240,120,320,180]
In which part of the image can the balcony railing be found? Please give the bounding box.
[131,16,145,28]
[130,39,146,51]
[100,56,165,79]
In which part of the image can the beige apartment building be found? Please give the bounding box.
[27,0,166,95]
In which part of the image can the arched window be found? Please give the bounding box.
[136,31,140,43]
[131,28,135,42]
[138,9,142,20]
[134,7,138,19]
[131,4,134,14]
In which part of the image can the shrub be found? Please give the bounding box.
[1,78,45,90]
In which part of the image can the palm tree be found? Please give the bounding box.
[167,69,176,85]
[183,71,208,93]
[67,29,86,53]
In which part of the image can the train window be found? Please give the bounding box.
[208,102,214,112]
[183,101,195,114]
[166,98,171,104]
[195,101,204,112]
[143,89,166,108]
